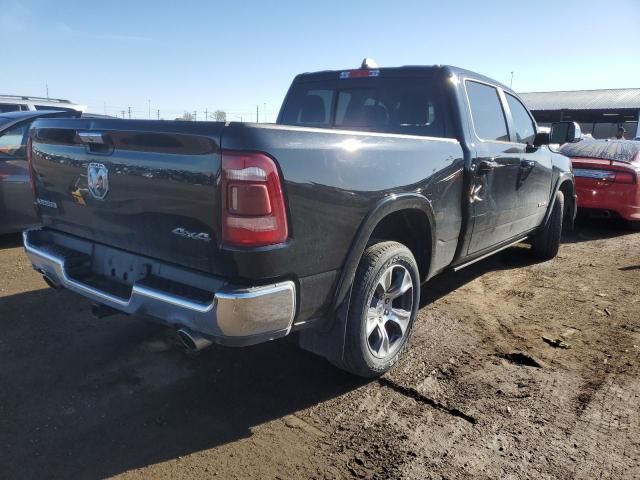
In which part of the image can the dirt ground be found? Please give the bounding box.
[0,218,638,480]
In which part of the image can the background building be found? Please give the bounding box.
[520,88,640,139]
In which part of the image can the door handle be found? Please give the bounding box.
[520,159,536,169]
[477,159,500,174]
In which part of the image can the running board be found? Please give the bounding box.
[453,236,528,272]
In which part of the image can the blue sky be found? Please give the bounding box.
[2,0,639,121]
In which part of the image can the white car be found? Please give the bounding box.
[0,95,86,113]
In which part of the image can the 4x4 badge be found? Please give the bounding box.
[87,163,109,200]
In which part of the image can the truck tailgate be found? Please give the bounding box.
[30,118,224,273]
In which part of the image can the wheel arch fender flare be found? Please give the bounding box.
[542,172,576,228]
[332,193,436,313]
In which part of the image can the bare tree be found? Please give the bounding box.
[214,110,227,122]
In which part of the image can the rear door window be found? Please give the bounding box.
[465,81,509,142]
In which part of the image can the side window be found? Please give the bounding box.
[506,94,536,144]
[0,123,29,158]
[465,81,509,142]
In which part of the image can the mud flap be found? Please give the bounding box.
[298,285,353,367]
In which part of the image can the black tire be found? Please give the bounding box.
[531,190,564,260]
[341,241,420,378]
[626,221,640,232]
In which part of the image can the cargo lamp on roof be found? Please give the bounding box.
[361,57,379,69]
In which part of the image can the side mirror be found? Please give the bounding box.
[550,121,581,144]
[533,132,550,147]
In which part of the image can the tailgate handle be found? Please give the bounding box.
[78,131,105,145]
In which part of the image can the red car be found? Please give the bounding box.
[561,140,640,230]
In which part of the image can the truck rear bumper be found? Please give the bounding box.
[23,228,296,347]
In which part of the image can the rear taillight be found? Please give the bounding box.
[27,136,35,196]
[221,150,288,247]
[614,172,635,184]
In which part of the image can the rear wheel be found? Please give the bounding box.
[341,241,420,378]
[531,190,564,260]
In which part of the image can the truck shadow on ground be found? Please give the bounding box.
[420,243,537,307]
[0,286,365,479]
[0,216,631,478]
[0,232,22,250]
[420,216,637,307]
[0,246,546,479]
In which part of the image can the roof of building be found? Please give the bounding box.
[519,88,640,111]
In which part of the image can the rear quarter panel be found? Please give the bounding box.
[222,123,465,280]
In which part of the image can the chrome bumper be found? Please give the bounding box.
[23,229,296,346]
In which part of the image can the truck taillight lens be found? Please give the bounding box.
[221,150,288,247]
[27,136,35,196]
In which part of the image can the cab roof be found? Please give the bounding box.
[294,64,514,95]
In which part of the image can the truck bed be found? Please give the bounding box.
[30,118,464,320]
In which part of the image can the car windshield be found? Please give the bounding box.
[560,140,640,163]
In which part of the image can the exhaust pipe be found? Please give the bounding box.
[177,328,213,352]
[91,303,120,319]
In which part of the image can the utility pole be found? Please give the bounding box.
[46,84,49,99]
[510,71,514,89]
[127,106,131,119]
[121,110,126,119]
[157,109,160,120]
[148,99,151,119]
[204,109,208,121]
[193,111,197,121]
[256,105,259,123]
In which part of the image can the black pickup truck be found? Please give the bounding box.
[24,62,578,377]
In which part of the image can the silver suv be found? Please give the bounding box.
[0,95,86,113]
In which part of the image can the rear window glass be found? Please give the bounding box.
[279,77,450,138]
[560,140,640,163]
[280,88,333,126]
